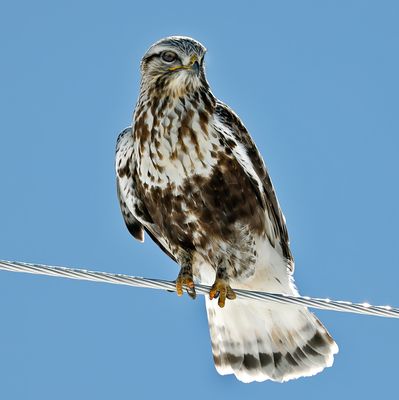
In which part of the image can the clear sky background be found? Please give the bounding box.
[0,1,398,399]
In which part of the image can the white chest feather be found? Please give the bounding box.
[134,98,219,189]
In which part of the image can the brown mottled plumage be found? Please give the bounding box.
[116,36,338,383]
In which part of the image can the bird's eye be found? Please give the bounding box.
[161,51,177,63]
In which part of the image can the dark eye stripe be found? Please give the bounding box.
[142,53,158,64]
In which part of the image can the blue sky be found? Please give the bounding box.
[0,0,398,398]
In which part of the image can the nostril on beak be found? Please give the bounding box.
[192,61,200,75]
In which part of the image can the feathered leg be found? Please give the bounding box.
[175,251,196,299]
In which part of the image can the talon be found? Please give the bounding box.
[175,266,196,299]
[187,284,197,300]
[209,286,218,300]
[209,279,236,308]
[226,286,236,300]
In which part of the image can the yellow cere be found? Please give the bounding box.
[168,55,198,71]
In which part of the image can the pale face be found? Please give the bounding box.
[140,36,208,96]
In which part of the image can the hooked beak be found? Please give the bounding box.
[168,55,200,76]
[191,60,200,76]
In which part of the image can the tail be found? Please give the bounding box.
[206,297,338,383]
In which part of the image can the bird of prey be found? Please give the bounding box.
[116,36,338,383]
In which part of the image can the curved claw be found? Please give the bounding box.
[175,268,196,299]
[209,279,236,308]
[186,283,197,300]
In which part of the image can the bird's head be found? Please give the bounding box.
[140,36,208,97]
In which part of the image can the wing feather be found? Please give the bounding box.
[214,102,294,269]
[115,127,176,262]
[116,127,145,242]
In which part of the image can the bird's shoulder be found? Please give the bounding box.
[214,101,294,269]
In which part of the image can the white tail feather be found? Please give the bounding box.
[206,297,338,383]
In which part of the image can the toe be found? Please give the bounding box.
[218,292,227,308]
[187,286,197,299]
[209,288,217,300]
[218,286,227,307]
[226,286,236,300]
[175,279,184,296]
[209,283,220,300]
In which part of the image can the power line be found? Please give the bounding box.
[0,259,398,319]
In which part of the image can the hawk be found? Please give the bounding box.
[116,36,338,383]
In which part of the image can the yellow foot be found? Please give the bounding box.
[209,279,236,308]
[175,266,196,299]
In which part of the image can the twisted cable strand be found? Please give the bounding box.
[0,259,397,319]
